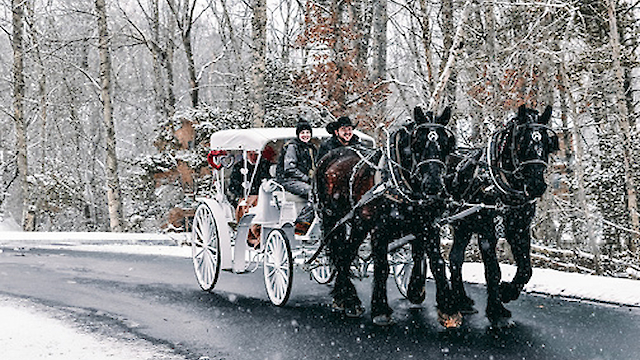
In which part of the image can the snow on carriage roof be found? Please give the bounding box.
[209,127,374,151]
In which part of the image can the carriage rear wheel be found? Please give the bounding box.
[263,229,293,306]
[310,255,334,284]
[191,204,221,292]
[390,244,419,299]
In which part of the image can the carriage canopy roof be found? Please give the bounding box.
[209,127,374,151]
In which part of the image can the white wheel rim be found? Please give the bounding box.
[192,205,219,291]
[391,246,413,297]
[263,230,291,305]
[311,256,333,284]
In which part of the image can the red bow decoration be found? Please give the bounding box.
[207,150,227,170]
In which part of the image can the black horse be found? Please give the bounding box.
[315,107,460,326]
[444,104,559,327]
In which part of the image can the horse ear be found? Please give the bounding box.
[549,133,559,152]
[517,104,528,124]
[414,106,427,124]
[436,106,451,125]
[539,105,552,125]
[447,133,456,152]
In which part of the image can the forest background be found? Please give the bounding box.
[1,0,639,277]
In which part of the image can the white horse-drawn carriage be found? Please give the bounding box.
[190,126,415,306]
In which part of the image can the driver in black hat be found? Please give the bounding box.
[317,115,361,162]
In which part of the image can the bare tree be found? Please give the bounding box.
[12,0,29,230]
[249,0,267,127]
[429,0,472,111]
[166,0,199,108]
[371,0,388,123]
[96,0,125,232]
[608,0,639,252]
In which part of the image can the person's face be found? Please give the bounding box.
[299,129,312,143]
[337,126,353,143]
[247,151,258,164]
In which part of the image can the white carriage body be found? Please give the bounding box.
[200,127,374,273]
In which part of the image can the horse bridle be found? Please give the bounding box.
[488,121,557,198]
[511,123,557,172]
[410,123,454,179]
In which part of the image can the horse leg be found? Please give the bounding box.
[478,230,512,324]
[327,221,364,318]
[422,226,461,328]
[406,228,427,305]
[369,225,394,325]
[500,209,534,303]
[449,223,476,314]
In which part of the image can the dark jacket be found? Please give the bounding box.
[317,134,361,162]
[277,138,317,183]
[228,158,272,206]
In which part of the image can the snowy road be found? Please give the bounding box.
[1,243,640,360]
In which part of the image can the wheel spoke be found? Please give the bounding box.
[263,229,292,306]
[265,265,277,278]
[191,205,220,291]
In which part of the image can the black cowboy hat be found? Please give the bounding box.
[336,116,358,129]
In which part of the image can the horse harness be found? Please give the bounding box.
[316,122,454,244]
[440,119,556,230]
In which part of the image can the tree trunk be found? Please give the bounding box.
[12,0,29,231]
[96,0,124,232]
[371,0,387,123]
[182,29,198,108]
[351,0,373,74]
[559,61,602,273]
[165,13,176,117]
[418,0,434,94]
[331,0,347,112]
[608,0,639,252]
[150,0,168,121]
[429,0,471,111]
[249,0,266,127]
[166,0,198,108]
[439,0,456,107]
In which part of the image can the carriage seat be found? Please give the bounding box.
[250,179,308,224]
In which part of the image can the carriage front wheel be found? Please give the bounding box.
[390,244,421,299]
[310,254,334,284]
[191,204,221,292]
[263,228,293,306]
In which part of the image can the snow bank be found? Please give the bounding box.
[0,297,187,360]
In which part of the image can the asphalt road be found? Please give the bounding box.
[1,245,639,360]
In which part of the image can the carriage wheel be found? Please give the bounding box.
[310,255,334,284]
[390,244,416,298]
[191,204,221,292]
[263,229,293,306]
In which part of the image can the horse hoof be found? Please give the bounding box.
[499,282,520,303]
[459,305,479,315]
[345,304,365,318]
[372,314,394,326]
[437,310,463,329]
[407,286,426,304]
[489,318,516,330]
[331,299,345,313]
[458,296,477,315]
[486,303,512,321]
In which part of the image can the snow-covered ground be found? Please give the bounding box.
[1,226,640,359]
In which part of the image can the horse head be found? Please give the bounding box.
[492,105,559,199]
[408,106,456,199]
